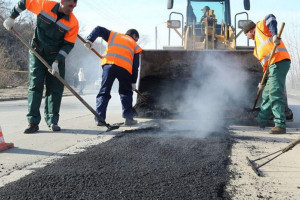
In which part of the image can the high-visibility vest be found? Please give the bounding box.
[101,31,142,74]
[253,19,290,72]
[25,0,78,44]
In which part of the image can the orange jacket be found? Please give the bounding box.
[11,0,79,61]
[101,31,142,74]
[253,18,290,72]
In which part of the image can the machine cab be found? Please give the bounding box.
[186,0,231,35]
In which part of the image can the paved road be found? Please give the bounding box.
[1,88,300,199]
[0,91,140,186]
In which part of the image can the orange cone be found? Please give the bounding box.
[0,125,14,152]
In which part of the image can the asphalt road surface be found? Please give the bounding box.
[1,88,300,199]
[0,128,232,200]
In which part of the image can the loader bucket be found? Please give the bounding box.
[134,49,262,120]
[134,49,292,122]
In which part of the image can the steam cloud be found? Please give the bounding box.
[173,54,250,137]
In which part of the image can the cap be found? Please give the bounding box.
[243,21,256,34]
[201,6,210,11]
[125,29,139,38]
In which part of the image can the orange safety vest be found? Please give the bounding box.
[101,31,142,74]
[253,18,290,72]
[25,0,78,44]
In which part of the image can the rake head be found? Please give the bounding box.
[246,156,263,177]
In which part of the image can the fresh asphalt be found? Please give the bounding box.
[0,129,232,200]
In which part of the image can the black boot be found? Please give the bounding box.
[49,124,61,131]
[95,121,106,126]
[125,118,138,126]
[24,123,39,134]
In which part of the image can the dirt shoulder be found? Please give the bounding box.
[227,126,300,200]
[0,86,88,101]
[226,88,300,200]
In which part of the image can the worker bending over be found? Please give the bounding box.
[84,27,142,126]
[3,0,79,133]
[243,14,290,134]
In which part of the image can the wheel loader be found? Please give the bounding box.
[134,0,293,122]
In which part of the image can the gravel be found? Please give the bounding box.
[0,129,233,200]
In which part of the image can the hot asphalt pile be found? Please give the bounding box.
[0,129,232,199]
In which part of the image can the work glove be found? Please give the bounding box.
[49,61,60,76]
[84,40,93,50]
[131,83,136,91]
[3,17,15,31]
[272,35,281,45]
[257,83,265,91]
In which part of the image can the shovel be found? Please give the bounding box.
[252,22,285,110]
[0,15,119,132]
[77,35,148,101]
[247,137,300,176]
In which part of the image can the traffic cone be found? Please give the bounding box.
[0,125,14,152]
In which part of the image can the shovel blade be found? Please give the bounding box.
[106,125,120,132]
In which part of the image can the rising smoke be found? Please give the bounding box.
[173,53,250,137]
[66,39,105,89]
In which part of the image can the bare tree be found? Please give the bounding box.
[0,0,35,87]
[0,0,11,15]
[138,34,149,48]
[285,23,300,89]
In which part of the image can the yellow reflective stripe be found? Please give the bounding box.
[0,69,28,73]
[109,32,117,43]
[260,48,288,66]
[108,32,135,58]
[104,53,133,66]
[257,37,272,53]
[56,21,71,31]
[135,45,141,52]
[40,10,56,22]
[109,43,134,56]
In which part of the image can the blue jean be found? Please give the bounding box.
[95,64,133,121]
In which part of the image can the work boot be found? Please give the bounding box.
[95,121,106,126]
[24,123,39,134]
[125,118,138,126]
[253,119,265,129]
[49,124,61,132]
[270,126,286,134]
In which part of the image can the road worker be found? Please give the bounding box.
[3,0,79,133]
[84,27,142,126]
[200,6,210,23]
[243,14,291,134]
[78,68,86,95]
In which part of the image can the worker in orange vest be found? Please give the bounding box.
[243,14,291,134]
[3,0,79,133]
[84,27,142,126]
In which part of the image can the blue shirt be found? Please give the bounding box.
[264,14,277,36]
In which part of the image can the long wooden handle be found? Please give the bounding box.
[282,137,300,153]
[78,35,146,101]
[252,22,285,110]
[134,89,148,102]
[77,34,104,59]
[0,15,111,128]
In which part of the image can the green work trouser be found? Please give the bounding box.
[27,51,65,126]
[256,59,290,128]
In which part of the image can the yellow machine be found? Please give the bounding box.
[163,0,249,51]
[134,0,292,121]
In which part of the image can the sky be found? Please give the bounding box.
[71,0,300,49]
[6,0,300,49]
[3,0,300,127]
